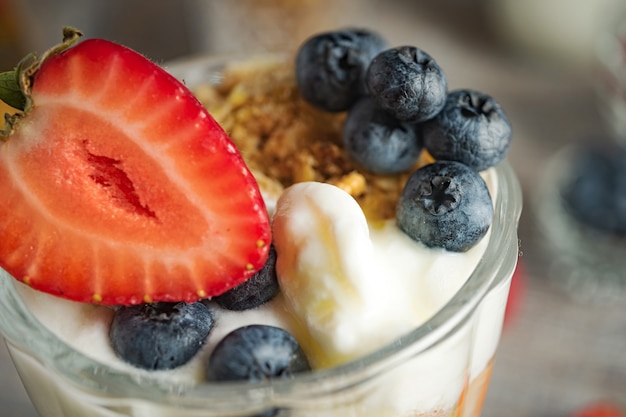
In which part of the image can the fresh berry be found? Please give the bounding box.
[213,245,279,311]
[110,301,214,370]
[560,144,626,235]
[296,28,387,112]
[206,325,310,382]
[396,161,493,252]
[366,46,447,123]
[0,30,271,305]
[421,89,512,171]
[570,402,625,417]
[342,96,422,174]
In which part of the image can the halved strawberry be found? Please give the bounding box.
[0,29,271,305]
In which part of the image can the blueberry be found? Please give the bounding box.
[343,96,422,174]
[561,144,626,235]
[421,89,512,172]
[366,46,447,123]
[396,161,493,252]
[206,325,310,383]
[296,28,387,112]
[213,245,279,311]
[110,301,214,370]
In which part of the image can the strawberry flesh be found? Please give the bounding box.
[0,38,271,305]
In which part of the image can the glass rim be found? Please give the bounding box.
[0,54,523,408]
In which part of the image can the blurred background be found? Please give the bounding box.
[1,0,622,69]
[1,1,626,416]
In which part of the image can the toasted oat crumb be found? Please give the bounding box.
[195,56,425,221]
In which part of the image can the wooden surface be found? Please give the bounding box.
[1,1,625,416]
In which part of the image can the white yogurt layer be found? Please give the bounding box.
[14,167,509,416]
[272,181,490,369]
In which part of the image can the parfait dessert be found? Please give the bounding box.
[0,27,521,417]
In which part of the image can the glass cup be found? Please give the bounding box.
[532,144,626,303]
[0,55,522,417]
[540,3,626,303]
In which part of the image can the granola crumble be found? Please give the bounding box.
[194,56,431,222]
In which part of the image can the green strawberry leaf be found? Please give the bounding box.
[0,70,25,111]
[1,31,81,113]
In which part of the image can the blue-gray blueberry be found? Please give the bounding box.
[296,28,387,112]
[206,325,310,383]
[214,245,279,311]
[110,301,214,370]
[366,46,447,123]
[343,96,422,174]
[396,161,493,252]
[421,89,512,172]
[560,143,626,235]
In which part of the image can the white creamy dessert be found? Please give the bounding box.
[11,165,507,417]
[0,33,520,417]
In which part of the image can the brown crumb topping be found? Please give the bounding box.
[194,56,431,222]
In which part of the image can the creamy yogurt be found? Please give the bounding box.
[11,166,507,416]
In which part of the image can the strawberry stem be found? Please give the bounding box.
[20,27,83,106]
[1,27,82,139]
